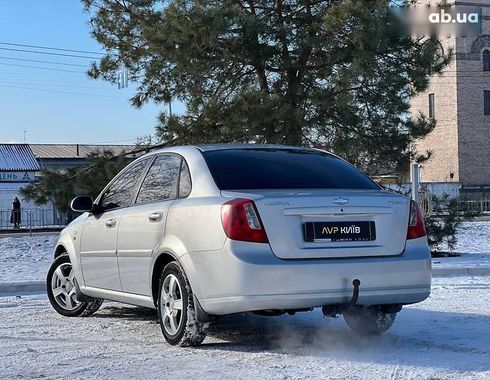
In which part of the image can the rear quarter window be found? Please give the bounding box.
[135,154,181,204]
[202,149,379,190]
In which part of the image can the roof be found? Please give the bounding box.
[196,144,309,152]
[30,144,134,159]
[0,144,40,171]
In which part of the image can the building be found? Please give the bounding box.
[0,144,40,210]
[410,0,490,196]
[0,143,133,229]
[31,144,132,170]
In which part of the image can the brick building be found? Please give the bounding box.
[411,0,490,191]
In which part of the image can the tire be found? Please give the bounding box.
[343,306,397,336]
[157,261,208,346]
[46,254,103,317]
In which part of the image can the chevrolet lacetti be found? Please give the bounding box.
[46,145,431,346]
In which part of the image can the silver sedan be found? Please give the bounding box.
[46,145,431,346]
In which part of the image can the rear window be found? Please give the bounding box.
[202,149,379,190]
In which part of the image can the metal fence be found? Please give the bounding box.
[419,189,433,218]
[0,208,69,230]
[457,198,490,214]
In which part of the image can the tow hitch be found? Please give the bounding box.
[322,279,361,318]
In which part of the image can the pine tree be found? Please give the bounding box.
[426,194,475,256]
[82,0,450,174]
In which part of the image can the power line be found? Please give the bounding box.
[0,42,107,56]
[0,47,101,60]
[0,80,114,91]
[0,56,88,68]
[0,70,87,77]
[0,83,125,98]
[92,138,138,144]
[0,62,86,73]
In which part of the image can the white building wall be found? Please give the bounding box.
[0,184,57,229]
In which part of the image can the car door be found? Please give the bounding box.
[116,154,190,296]
[79,157,151,291]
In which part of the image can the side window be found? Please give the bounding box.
[484,90,490,115]
[99,158,151,210]
[178,159,192,198]
[483,50,490,71]
[428,93,435,119]
[136,154,181,204]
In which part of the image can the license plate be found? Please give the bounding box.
[303,221,376,242]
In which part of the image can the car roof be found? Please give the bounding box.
[144,143,333,159]
[195,143,313,152]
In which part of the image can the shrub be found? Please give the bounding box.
[425,194,475,256]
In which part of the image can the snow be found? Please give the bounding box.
[0,276,489,379]
[433,221,490,270]
[440,221,490,254]
[0,235,57,283]
[0,224,489,378]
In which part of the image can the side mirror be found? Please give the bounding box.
[71,196,95,213]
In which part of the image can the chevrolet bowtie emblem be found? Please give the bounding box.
[333,197,349,206]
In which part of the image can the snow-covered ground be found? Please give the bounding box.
[432,221,490,270]
[1,221,489,283]
[0,224,489,378]
[0,276,488,379]
[0,235,58,283]
[443,220,490,254]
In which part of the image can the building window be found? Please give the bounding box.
[484,91,490,115]
[483,50,490,71]
[428,93,435,118]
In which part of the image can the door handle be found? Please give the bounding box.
[148,212,163,222]
[105,219,116,228]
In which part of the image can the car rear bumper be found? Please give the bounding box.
[181,237,431,315]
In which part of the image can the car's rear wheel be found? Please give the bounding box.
[157,261,208,346]
[47,254,103,317]
[343,306,396,336]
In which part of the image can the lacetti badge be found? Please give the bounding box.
[333,197,349,206]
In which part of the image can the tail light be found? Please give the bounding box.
[221,198,268,243]
[407,200,427,239]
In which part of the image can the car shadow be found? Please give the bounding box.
[94,305,159,323]
[91,303,489,372]
[201,308,489,372]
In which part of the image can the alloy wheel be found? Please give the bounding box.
[50,262,81,311]
[160,273,184,335]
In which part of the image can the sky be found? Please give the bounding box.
[0,1,179,144]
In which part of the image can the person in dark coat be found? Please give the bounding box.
[10,197,21,229]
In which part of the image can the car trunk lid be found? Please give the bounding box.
[222,189,410,259]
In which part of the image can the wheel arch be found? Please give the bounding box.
[151,251,179,307]
[53,233,84,286]
[54,244,67,258]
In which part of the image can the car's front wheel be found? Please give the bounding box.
[343,305,396,336]
[46,254,103,317]
[157,261,208,346]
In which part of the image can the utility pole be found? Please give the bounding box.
[117,70,128,89]
[23,130,27,143]
[411,162,420,203]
